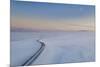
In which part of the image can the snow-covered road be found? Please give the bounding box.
[31,31,95,65]
[10,39,42,66]
[22,40,45,66]
[10,31,95,66]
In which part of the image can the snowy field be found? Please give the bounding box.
[10,31,95,66]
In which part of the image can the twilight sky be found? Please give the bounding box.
[11,1,95,31]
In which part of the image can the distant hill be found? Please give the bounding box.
[11,27,93,32]
[11,28,40,32]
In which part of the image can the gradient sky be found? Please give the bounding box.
[11,1,95,31]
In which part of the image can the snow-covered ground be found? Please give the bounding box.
[10,31,95,66]
[10,34,42,66]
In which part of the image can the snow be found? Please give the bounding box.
[31,31,95,65]
[10,38,41,66]
[10,31,95,66]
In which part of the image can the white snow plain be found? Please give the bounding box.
[10,31,95,66]
[10,34,42,66]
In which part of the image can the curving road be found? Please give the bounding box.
[22,40,45,66]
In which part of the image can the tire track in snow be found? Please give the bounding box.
[22,40,45,66]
